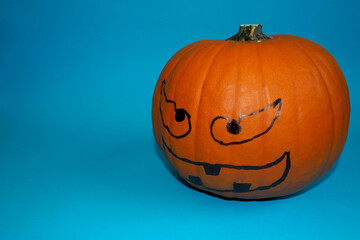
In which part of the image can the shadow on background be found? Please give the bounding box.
[153,139,339,202]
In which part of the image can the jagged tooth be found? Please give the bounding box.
[188,176,202,186]
[203,163,222,176]
[233,182,251,193]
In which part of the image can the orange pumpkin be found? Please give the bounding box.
[152,24,350,199]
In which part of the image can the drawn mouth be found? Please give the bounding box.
[162,138,291,193]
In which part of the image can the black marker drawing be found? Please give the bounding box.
[159,79,291,193]
[159,80,192,139]
[210,98,282,146]
[163,137,291,193]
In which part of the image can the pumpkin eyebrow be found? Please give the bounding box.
[240,98,282,118]
[210,98,282,146]
[159,79,192,139]
[160,80,177,108]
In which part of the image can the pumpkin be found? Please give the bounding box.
[152,24,350,200]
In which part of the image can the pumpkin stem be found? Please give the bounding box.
[228,24,271,42]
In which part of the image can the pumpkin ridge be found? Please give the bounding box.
[159,41,207,170]
[293,37,349,128]
[193,42,232,166]
[167,41,216,109]
[170,41,221,178]
[158,41,202,153]
[166,41,215,172]
[272,38,302,192]
[294,38,345,176]
[157,40,210,132]
[254,42,268,184]
[288,38,335,183]
[158,41,209,104]
[233,43,242,198]
[166,41,213,88]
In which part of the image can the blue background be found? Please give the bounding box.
[1,0,359,239]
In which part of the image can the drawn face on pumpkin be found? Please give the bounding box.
[159,79,291,194]
[152,34,350,200]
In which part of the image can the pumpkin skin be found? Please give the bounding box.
[152,27,350,199]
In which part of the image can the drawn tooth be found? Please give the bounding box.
[188,176,202,185]
[233,182,252,192]
[203,163,222,176]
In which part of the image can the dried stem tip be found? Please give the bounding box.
[228,24,271,42]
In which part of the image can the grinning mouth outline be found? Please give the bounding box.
[162,137,291,193]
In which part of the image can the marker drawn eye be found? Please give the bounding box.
[159,80,192,139]
[210,98,282,146]
[175,109,186,122]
